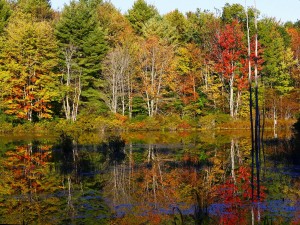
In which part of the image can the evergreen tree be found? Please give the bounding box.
[259,18,296,95]
[142,16,178,45]
[164,9,187,43]
[0,0,11,33]
[55,0,108,120]
[126,0,159,35]
[17,0,53,21]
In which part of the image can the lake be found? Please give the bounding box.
[0,129,299,224]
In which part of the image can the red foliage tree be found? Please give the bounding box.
[213,20,247,118]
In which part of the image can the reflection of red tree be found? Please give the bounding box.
[213,166,266,224]
[292,213,300,225]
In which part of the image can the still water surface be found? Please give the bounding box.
[0,130,299,224]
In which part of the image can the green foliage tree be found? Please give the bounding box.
[221,3,257,36]
[259,18,296,95]
[185,9,220,51]
[17,0,54,21]
[222,3,246,24]
[126,0,159,35]
[142,16,178,45]
[163,9,187,43]
[0,0,11,33]
[55,0,108,120]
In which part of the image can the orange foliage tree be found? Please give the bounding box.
[138,36,174,117]
[0,12,59,121]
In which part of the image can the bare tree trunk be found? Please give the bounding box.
[127,70,133,118]
[62,45,81,121]
[254,0,261,200]
[234,90,242,118]
[72,71,81,122]
[205,64,209,91]
[121,78,125,116]
[63,46,75,120]
[245,0,256,201]
[139,39,173,117]
[104,46,132,115]
[112,70,117,113]
[229,75,235,118]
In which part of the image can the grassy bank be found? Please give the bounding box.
[0,114,296,136]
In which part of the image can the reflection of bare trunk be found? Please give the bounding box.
[204,64,209,91]
[273,105,277,138]
[236,141,242,165]
[152,172,157,209]
[67,176,73,209]
[128,143,133,190]
[71,71,81,122]
[230,139,236,184]
[147,144,155,163]
[254,0,261,201]
[112,161,131,205]
[251,206,254,225]
[146,144,165,209]
[72,140,78,162]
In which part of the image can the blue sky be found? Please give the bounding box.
[51,0,300,22]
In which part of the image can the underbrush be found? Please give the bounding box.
[0,114,296,136]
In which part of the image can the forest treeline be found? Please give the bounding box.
[0,0,299,131]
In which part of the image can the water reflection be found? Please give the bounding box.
[0,131,299,224]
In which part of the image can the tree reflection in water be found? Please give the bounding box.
[0,130,299,224]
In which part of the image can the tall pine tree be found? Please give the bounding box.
[55,0,108,120]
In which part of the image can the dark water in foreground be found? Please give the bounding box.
[0,130,299,224]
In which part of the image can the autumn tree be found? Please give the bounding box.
[184,10,224,113]
[287,26,300,88]
[137,36,174,117]
[103,43,137,117]
[213,20,247,118]
[172,43,204,116]
[97,2,134,47]
[0,11,59,121]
